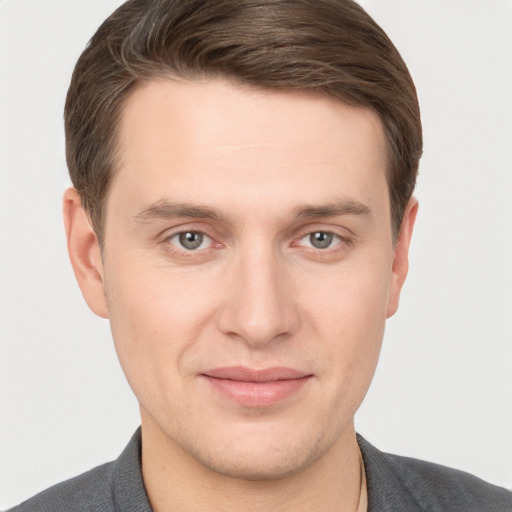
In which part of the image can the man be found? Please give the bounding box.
[8,0,512,511]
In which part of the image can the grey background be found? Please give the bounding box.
[1,0,511,508]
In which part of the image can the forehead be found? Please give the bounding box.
[110,78,389,222]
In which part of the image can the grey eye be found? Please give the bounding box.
[309,232,334,249]
[178,231,204,250]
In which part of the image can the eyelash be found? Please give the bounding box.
[164,231,220,258]
[164,229,350,255]
[294,231,346,251]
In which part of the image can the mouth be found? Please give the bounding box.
[200,366,313,408]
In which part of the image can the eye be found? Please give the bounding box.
[300,231,342,249]
[169,231,212,251]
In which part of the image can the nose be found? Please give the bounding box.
[217,248,300,347]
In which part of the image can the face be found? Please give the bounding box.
[66,78,416,480]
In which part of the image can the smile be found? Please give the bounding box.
[201,366,313,408]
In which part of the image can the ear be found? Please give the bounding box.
[387,198,418,318]
[63,188,109,318]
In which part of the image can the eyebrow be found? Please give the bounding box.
[293,199,372,220]
[133,197,372,224]
[133,201,225,223]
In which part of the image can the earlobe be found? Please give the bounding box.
[387,198,418,318]
[63,188,109,319]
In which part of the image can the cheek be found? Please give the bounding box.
[303,254,391,340]
[301,259,390,401]
[102,259,218,392]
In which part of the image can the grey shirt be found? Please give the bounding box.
[9,429,512,511]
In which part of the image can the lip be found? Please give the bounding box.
[200,366,312,408]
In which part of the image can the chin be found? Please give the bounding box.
[198,449,318,482]
[182,426,331,482]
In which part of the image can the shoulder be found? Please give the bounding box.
[7,461,116,512]
[7,429,149,512]
[358,435,512,512]
[386,451,512,511]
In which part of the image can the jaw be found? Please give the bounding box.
[140,405,362,511]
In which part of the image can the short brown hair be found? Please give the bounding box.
[65,0,422,243]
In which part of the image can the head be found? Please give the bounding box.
[64,0,421,482]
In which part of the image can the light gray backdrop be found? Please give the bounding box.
[1,0,511,508]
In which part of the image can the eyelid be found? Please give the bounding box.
[158,223,352,255]
[158,221,216,241]
[295,231,344,249]
[292,222,353,244]
[169,231,212,250]
[161,225,223,253]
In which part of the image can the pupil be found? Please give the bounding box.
[179,232,203,250]
[311,232,332,249]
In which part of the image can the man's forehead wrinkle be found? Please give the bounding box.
[133,200,226,223]
[294,199,372,219]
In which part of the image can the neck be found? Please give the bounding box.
[141,415,362,512]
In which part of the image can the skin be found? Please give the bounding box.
[64,79,417,511]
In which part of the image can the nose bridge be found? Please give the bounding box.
[218,241,297,346]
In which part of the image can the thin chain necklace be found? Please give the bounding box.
[355,447,368,512]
